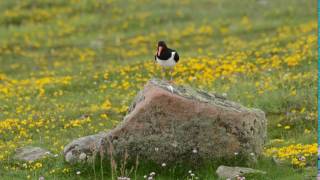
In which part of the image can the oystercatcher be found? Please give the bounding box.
[154,41,179,80]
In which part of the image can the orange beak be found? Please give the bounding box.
[157,46,163,56]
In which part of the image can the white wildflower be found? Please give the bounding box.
[298,156,306,161]
[117,177,130,180]
[79,153,86,160]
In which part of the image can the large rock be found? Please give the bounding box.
[14,146,51,162]
[64,79,267,164]
[216,165,266,179]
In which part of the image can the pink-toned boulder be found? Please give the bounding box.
[64,79,267,164]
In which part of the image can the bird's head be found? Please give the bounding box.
[157,41,167,56]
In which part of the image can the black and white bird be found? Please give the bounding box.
[154,41,179,80]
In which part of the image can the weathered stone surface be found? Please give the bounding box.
[216,165,266,179]
[63,78,267,164]
[63,133,106,164]
[14,146,51,162]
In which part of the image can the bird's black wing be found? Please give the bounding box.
[174,51,179,62]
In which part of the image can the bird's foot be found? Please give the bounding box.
[169,76,174,83]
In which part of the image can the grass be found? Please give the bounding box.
[0,0,317,179]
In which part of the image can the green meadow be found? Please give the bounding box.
[0,0,317,179]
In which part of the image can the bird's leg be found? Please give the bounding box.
[162,67,166,80]
[170,67,174,82]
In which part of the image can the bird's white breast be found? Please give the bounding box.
[156,52,176,67]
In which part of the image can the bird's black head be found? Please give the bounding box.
[157,41,167,56]
[157,41,167,49]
